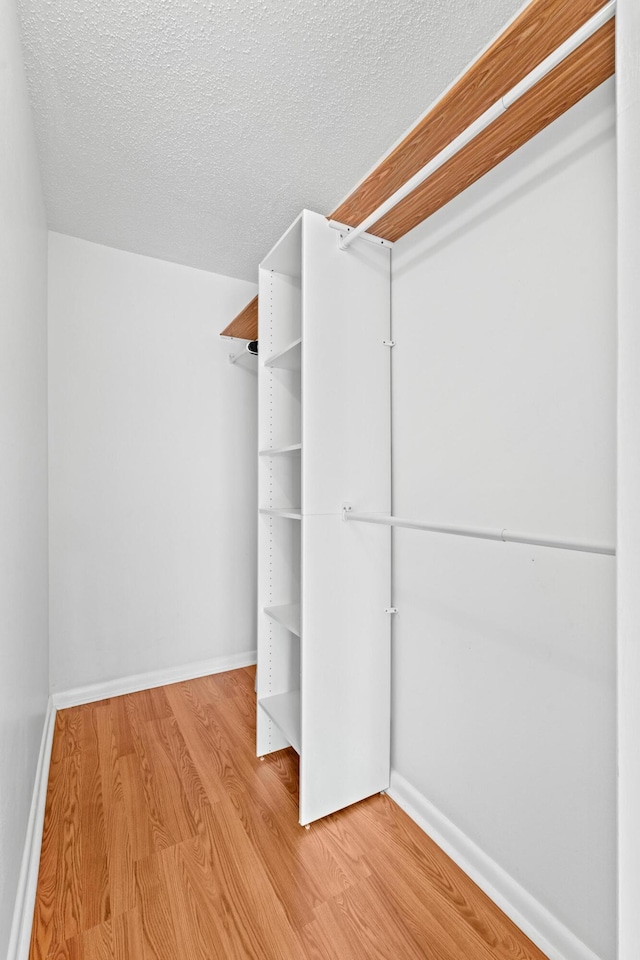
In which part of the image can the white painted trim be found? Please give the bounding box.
[7,698,56,960]
[388,770,602,960]
[52,650,257,709]
[617,3,640,957]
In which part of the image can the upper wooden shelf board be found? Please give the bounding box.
[221,0,615,340]
[220,294,258,340]
[330,0,614,238]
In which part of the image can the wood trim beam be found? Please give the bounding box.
[221,0,615,339]
[220,295,258,340]
[371,19,614,241]
[330,0,613,233]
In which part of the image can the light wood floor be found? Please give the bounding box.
[29,666,548,959]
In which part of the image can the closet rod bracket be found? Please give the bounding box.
[327,219,394,250]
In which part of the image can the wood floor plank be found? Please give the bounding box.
[167,684,344,934]
[49,920,113,960]
[78,707,111,933]
[46,935,81,959]
[50,709,83,764]
[171,673,230,706]
[311,876,450,960]
[29,750,83,960]
[352,795,547,960]
[109,696,135,758]
[112,907,145,959]
[124,687,171,724]
[31,668,550,960]
[124,702,198,851]
[80,922,112,960]
[211,665,254,698]
[186,797,305,960]
[133,854,180,960]
[163,680,243,805]
[159,831,235,960]
[137,716,201,848]
[95,708,136,917]
[222,771,360,929]
[117,752,154,862]
[45,918,117,960]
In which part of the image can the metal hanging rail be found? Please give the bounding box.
[342,508,616,557]
[339,0,616,251]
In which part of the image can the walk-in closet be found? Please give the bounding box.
[3,1,639,959]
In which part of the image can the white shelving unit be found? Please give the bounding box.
[257,209,391,825]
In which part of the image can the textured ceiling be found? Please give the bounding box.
[17,0,525,282]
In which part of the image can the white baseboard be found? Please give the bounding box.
[52,649,257,709]
[7,698,56,960]
[388,770,602,960]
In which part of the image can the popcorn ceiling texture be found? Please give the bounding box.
[17,0,524,282]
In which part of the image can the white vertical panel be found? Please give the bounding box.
[299,211,391,824]
[302,210,391,516]
[300,516,391,825]
[617,3,640,957]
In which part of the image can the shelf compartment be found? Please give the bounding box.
[264,604,301,637]
[259,443,302,457]
[263,337,301,370]
[259,691,301,754]
[259,507,302,520]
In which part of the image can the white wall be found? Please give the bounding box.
[48,234,257,693]
[391,80,616,960]
[617,2,640,957]
[0,0,49,952]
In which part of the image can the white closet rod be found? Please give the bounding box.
[343,510,616,556]
[339,0,616,251]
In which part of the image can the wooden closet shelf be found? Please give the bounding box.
[221,294,258,340]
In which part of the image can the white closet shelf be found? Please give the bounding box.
[263,337,302,369]
[259,507,302,520]
[264,604,301,637]
[259,691,301,754]
[258,443,302,457]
